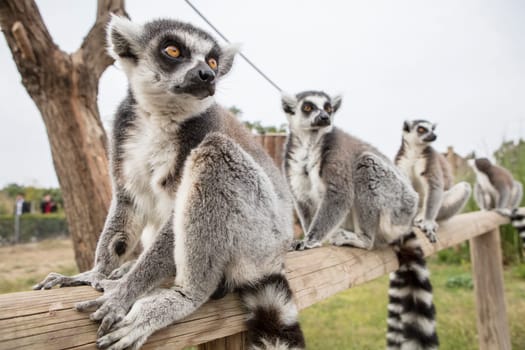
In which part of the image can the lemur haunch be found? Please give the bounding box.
[396,120,471,243]
[469,158,524,248]
[282,91,439,349]
[34,16,304,350]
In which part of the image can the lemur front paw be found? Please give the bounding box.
[95,297,157,350]
[76,290,131,338]
[32,270,106,290]
[291,239,322,251]
[415,219,438,243]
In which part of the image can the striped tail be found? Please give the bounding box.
[387,232,439,350]
[238,273,305,350]
[511,209,525,250]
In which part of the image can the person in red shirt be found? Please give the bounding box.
[40,194,57,214]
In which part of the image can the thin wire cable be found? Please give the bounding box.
[184,0,282,92]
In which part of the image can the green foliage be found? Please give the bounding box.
[514,264,525,280]
[0,213,68,244]
[436,244,470,265]
[445,274,474,290]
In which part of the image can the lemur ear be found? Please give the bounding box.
[281,92,297,115]
[107,14,143,61]
[218,43,240,77]
[332,95,342,113]
[403,120,411,132]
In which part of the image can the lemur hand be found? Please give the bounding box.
[75,282,132,338]
[33,269,106,291]
[415,218,438,243]
[291,239,322,251]
[95,291,167,350]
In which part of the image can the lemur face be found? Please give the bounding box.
[107,16,237,107]
[403,120,437,146]
[281,91,342,132]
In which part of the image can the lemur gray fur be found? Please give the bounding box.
[34,16,304,350]
[469,158,524,249]
[395,120,472,243]
[282,91,439,349]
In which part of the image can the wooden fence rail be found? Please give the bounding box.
[0,209,514,350]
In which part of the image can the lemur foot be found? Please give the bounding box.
[107,260,136,280]
[75,288,131,338]
[495,208,513,217]
[328,230,374,250]
[33,270,106,291]
[291,239,322,251]
[415,219,438,243]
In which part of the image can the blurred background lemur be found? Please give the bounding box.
[282,91,439,349]
[469,157,524,249]
[34,16,305,350]
[395,120,471,243]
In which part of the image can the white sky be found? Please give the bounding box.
[1,0,524,187]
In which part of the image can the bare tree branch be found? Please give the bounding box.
[0,0,64,95]
[79,0,127,80]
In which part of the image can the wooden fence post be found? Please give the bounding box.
[197,332,247,350]
[470,228,511,350]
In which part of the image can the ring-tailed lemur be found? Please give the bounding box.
[34,16,305,350]
[469,157,524,248]
[395,120,472,243]
[282,91,438,349]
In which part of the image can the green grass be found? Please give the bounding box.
[300,259,525,349]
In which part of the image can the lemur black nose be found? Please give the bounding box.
[198,69,215,82]
[320,113,329,120]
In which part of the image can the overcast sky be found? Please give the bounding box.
[1,0,524,188]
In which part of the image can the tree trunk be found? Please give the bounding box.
[0,0,126,271]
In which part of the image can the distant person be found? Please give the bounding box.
[14,193,30,215]
[40,194,57,214]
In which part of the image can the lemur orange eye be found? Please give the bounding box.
[324,105,333,113]
[208,58,218,70]
[164,45,180,58]
[417,127,427,133]
[303,104,312,112]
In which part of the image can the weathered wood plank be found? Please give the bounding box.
[470,228,512,350]
[0,210,510,349]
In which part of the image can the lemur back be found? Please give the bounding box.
[282,91,439,349]
[470,158,524,251]
[396,120,471,243]
[36,16,304,350]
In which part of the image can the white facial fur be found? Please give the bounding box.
[282,92,341,135]
[107,16,237,120]
[403,120,436,147]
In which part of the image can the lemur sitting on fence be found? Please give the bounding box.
[395,120,472,243]
[282,91,439,350]
[34,16,305,350]
[469,157,524,249]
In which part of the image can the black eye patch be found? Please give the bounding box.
[417,126,428,134]
[302,102,315,114]
[156,37,190,72]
